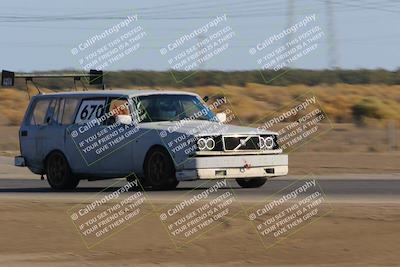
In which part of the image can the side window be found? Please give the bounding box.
[181,96,210,119]
[136,95,182,122]
[74,98,106,124]
[133,97,151,122]
[29,99,51,126]
[44,99,58,125]
[62,98,80,125]
[132,97,147,123]
[106,98,130,125]
[109,98,130,115]
[55,98,65,124]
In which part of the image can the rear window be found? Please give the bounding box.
[29,99,51,126]
[62,98,80,125]
[28,97,81,126]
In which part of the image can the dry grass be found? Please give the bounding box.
[0,89,29,126]
[130,83,400,125]
[0,88,54,126]
[1,84,399,126]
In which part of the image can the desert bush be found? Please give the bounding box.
[352,98,386,125]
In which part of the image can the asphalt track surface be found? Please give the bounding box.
[0,174,399,202]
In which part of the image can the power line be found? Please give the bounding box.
[1,0,400,23]
[319,0,400,14]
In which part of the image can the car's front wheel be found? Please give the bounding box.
[236,178,267,188]
[46,151,79,191]
[144,147,179,190]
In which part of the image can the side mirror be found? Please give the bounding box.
[116,115,132,125]
[216,112,227,123]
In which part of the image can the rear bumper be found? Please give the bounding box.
[14,156,26,167]
[176,154,288,181]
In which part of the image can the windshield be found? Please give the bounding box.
[133,94,216,122]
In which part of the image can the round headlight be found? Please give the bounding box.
[264,136,274,149]
[205,137,215,150]
[260,137,266,149]
[197,138,207,150]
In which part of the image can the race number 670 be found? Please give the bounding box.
[80,104,104,120]
[75,99,106,123]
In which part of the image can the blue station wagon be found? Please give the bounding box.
[15,90,288,190]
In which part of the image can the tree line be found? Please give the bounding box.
[9,68,400,90]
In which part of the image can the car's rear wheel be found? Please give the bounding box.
[236,178,267,188]
[46,151,79,191]
[144,147,179,190]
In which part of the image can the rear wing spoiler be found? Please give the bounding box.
[1,69,104,97]
[1,69,103,87]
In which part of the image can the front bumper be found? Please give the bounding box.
[176,154,288,181]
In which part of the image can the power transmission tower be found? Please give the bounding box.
[326,0,339,68]
[196,34,206,86]
[286,0,295,68]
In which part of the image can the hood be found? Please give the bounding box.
[140,120,277,136]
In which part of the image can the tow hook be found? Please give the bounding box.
[244,163,251,169]
[240,161,252,173]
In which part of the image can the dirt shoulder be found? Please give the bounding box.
[289,152,400,175]
[0,200,399,266]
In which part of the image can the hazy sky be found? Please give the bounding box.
[0,0,399,72]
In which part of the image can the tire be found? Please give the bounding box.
[236,178,267,188]
[46,151,79,191]
[144,147,179,190]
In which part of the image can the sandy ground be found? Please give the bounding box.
[1,141,400,266]
[0,199,399,267]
